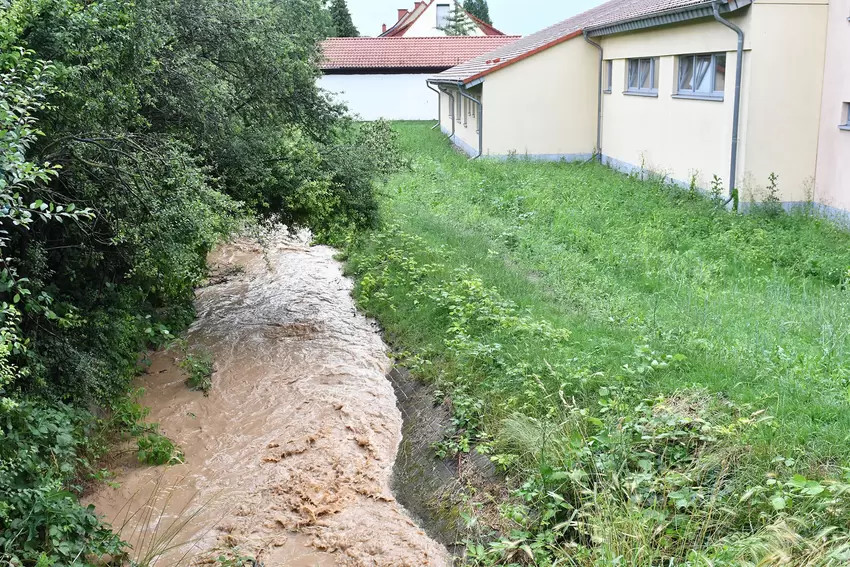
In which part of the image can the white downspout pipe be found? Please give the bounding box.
[583,31,604,162]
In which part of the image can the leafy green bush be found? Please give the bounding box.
[136,432,183,466]
[179,348,214,395]
[0,402,124,566]
[1,0,399,563]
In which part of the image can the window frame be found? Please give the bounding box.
[841,103,850,131]
[603,60,613,94]
[673,52,727,101]
[436,3,450,28]
[624,57,659,97]
[456,89,462,123]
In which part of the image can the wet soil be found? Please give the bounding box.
[387,369,507,561]
[86,234,450,567]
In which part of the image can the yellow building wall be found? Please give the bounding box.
[437,2,832,208]
[740,1,828,203]
[438,86,483,156]
[481,39,599,157]
[602,16,752,59]
[600,16,747,190]
[814,0,850,212]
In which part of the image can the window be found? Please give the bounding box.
[456,89,461,123]
[626,57,659,95]
[676,53,726,100]
[841,103,850,131]
[604,60,613,94]
[436,4,450,28]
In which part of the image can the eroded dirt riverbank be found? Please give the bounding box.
[87,234,450,566]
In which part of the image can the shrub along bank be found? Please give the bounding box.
[0,1,401,564]
[344,122,850,565]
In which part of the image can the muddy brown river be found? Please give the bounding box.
[87,234,450,566]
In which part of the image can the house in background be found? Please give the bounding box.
[319,36,519,120]
[380,0,505,37]
[429,0,850,216]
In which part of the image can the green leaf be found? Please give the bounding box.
[770,495,787,511]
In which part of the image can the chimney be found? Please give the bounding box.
[397,8,409,21]
[382,23,387,33]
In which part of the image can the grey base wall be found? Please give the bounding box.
[440,126,594,162]
[441,126,479,158]
[440,133,850,224]
[601,155,692,189]
[489,152,596,162]
[739,201,850,226]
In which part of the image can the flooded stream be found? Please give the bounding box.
[87,234,450,566]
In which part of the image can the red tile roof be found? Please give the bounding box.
[320,36,521,71]
[432,0,746,84]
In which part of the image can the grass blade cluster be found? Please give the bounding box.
[344,122,850,566]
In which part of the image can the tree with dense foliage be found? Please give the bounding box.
[0,0,401,563]
[463,0,493,26]
[440,2,476,36]
[329,0,359,37]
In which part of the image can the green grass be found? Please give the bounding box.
[345,122,850,565]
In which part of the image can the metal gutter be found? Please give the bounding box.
[457,85,483,159]
[425,81,442,130]
[712,0,745,209]
[586,0,751,37]
[582,31,604,162]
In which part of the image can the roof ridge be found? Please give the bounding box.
[319,34,521,70]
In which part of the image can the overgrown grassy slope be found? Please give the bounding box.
[345,122,850,565]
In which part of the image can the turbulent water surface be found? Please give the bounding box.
[87,234,450,566]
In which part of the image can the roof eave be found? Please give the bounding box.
[585,0,752,37]
[427,78,464,85]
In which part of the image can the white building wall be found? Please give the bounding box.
[403,2,486,36]
[319,74,438,120]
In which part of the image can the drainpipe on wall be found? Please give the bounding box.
[712,1,745,210]
[582,31,604,163]
[438,86,456,140]
[425,81,441,130]
[458,83,483,159]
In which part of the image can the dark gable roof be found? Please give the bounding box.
[320,36,521,71]
[432,0,748,85]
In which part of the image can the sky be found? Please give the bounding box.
[346,0,606,37]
